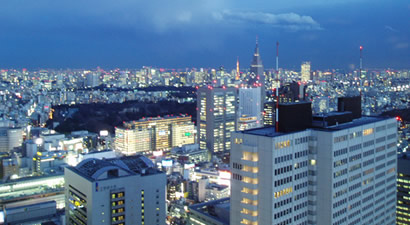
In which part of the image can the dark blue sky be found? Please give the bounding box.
[0,0,409,70]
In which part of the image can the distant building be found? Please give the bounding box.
[301,61,311,82]
[86,73,100,88]
[2,201,58,225]
[171,144,209,164]
[188,197,230,225]
[65,155,166,225]
[237,87,262,131]
[263,101,275,127]
[115,115,195,155]
[197,86,237,156]
[248,40,265,107]
[0,127,23,153]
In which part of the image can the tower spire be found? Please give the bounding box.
[236,56,240,80]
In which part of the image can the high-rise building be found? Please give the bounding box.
[65,155,166,225]
[197,86,237,156]
[263,101,275,126]
[0,127,23,153]
[248,40,265,106]
[230,103,397,225]
[238,87,262,131]
[86,73,100,88]
[301,62,311,82]
[397,154,410,224]
[115,115,195,155]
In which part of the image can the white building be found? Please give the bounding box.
[65,155,166,225]
[230,115,397,225]
[301,62,311,82]
[238,87,262,131]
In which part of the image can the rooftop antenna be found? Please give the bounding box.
[276,41,280,132]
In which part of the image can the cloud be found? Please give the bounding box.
[214,10,322,31]
[385,25,399,32]
[395,42,409,49]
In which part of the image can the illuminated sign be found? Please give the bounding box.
[162,159,173,167]
[239,117,257,122]
[100,130,109,136]
[185,132,191,136]
[153,151,163,157]
[184,163,195,169]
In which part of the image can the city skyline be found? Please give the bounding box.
[0,0,409,69]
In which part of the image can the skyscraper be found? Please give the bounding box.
[230,103,397,225]
[65,155,166,225]
[301,62,311,82]
[248,39,265,106]
[397,154,410,224]
[197,86,237,156]
[237,87,262,131]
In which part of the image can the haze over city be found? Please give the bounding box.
[0,1,409,225]
[0,0,409,69]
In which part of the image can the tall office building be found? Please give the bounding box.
[397,154,410,224]
[230,102,397,225]
[0,127,23,153]
[301,62,311,82]
[65,155,166,225]
[238,87,262,131]
[248,40,265,107]
[197,86,237,156]
[86,73,100,88]
[115,115,195,155]
[263,101,275,126]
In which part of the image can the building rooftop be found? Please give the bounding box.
[69,155,160,181]
[189,197,230,225]
[313,116,392,131]
[239,116,393,137]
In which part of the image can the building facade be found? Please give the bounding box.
[397,155,410,224]
[301,62,311,82]
[115,115,195,155]
[65,155,166,225]
[238,87,262,131]
[230,115,397,225]
[197,86,237,156]
[0,127,23,153]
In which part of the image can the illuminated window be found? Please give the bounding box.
[243,176,258,184]
[310,159,316,166]
[275,140,291,149]
[243,165,258,173]
[241,198,258,206]
[235,138,243,144]
[363,128,374,136]
[242,152,258,161]
[241,208,258,216]
[274,187,293,199]
[241,187,258,195]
